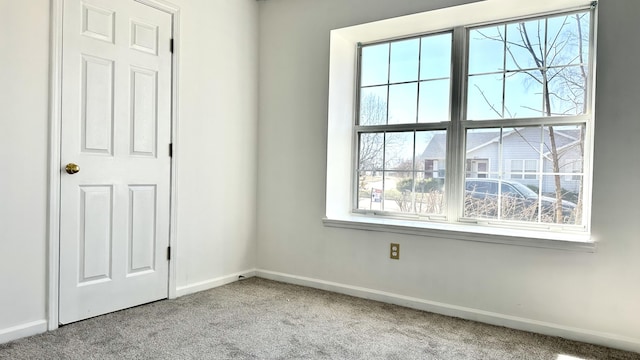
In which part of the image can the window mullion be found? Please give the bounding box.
[446,26,467,222]
[352,45,363,211]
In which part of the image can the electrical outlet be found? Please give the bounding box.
[390,243,400,260]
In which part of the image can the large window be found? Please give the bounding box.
[354,8,594,231]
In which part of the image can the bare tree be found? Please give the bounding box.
[357,93,386,171]
[358,92,424,213]
[358,92,410,172]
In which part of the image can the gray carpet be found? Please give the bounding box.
[1,278,638,359]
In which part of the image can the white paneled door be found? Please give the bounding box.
[59,0,172,324]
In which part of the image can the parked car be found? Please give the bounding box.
[464,178,576,223]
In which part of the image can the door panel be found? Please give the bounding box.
[128,185,157,275]
[78,185,113,284]
[130,66,158,156]
[82,55,114,154]
[59,0,172,324]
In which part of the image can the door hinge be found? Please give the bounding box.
[169,143,173,157]
[170,38,174,53]
[167,246,171,261]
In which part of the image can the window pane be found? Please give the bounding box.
[420,33,452,80]
[361,43,389,87]
[499,180,540,222]
[384,132,414,170]
[464,178,498,219]
[415,130,447,216]
[498,126,543,181]
[388,83,418,124]
[547,12,590,67]
[416,130,446,176]
[358,133,384,170]
[541,124,585,217]
[468,25,505,75]
[359,86,387,125]
[357,171,383,211]
[383,172,413,212]
[505,20,545,71]
[547,66,587,116]
[413,172,446,215]
[390,39,420,83]
[467,74,504,120]
[539,175,582,225]
[465,128,502,179]
[383,172,446,215]
[465,178,541,222]
[418,80,450,123]
[559,157,583,181]
[504,71,544,118]
[542,125,584,170]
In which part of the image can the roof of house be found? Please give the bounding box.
[420,128,581,159]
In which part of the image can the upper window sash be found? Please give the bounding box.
[357,31,454,127]
[465,9,594,122]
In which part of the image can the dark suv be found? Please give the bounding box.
[465,178,577,223]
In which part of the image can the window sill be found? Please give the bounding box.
[322,215,595,252]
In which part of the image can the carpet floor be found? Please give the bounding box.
[1,277,638,359]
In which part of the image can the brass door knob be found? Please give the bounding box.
[65,163,80,174]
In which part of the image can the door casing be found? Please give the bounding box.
[47,0,181,330]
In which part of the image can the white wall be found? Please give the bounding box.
[171,0,259,294]
[257,0,640,352]
[0,0,50,338]
[0,0,259,341]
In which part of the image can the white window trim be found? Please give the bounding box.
[322,216,594,251]
[325,0,596,249]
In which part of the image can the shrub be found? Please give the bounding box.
[396,178,444,193]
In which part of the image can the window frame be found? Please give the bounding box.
[350,7,595,233]
[353,30,453,220]
[460,9,595,230]
[324,0,597,249]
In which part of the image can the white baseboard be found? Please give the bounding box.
[175,269,256,297]
[0,320,47,344]
[255,269,640,354]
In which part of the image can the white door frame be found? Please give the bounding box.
[47,0,181,330]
